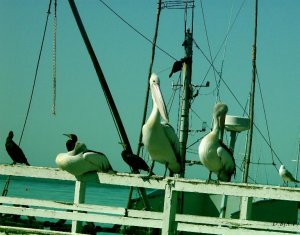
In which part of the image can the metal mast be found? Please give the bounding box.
[179,29,193,177]
[67,0,150,209]
[243,0,259,183]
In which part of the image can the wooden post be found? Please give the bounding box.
[239,196,253,220]
[71,180,86,233]
[162,182,178,235]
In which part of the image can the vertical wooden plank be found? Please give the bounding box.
[162,182,178,235]
[219,195,228,218]
[239,196,253,220]
[71,180,86,233]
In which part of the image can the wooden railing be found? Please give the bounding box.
[0,164,299,235]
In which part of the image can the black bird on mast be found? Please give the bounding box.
[169,57,188,78]
[63,133,78,151]
[5,131,30,166]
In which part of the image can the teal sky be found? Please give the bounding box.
[0,1,299,186]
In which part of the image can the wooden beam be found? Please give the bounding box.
[1,165,300,202]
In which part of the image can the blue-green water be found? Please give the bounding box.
[0,176,130,206]
[0,176,132,233]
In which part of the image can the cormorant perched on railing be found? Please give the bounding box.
[5,131,30,166]
[121,148,150,173]
[63,133,78,151]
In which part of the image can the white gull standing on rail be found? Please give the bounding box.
[279,164,299,186]
[198,102,236,182]
[142,73,181,177]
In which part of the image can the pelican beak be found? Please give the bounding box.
[219,114,226,141]
[151,82,169,122]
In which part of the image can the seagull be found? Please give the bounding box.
[5,131,30,166]
[279,165,299,186]
[198,103,236,182]
[56,142,113,176]
[63,133,78,151]
[142,73,181,177]
[121,148,150,173]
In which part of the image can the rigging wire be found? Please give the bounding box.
[256,69,276,165]
[136,0,162,156]
[19,0,53,145]
[217,2,234,101]
[193,0,247,89]
[52,0,57,115]
[2,0,53,197]
[98,0,177,61]
[199,0,219,99]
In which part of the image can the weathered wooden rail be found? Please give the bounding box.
[0,164,299,234]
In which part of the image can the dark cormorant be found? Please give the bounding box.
[5,131,30,166]
[63,134,78,151]
[121,149,150,173]
[169,60,183,78]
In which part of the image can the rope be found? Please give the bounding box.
[19,0,53,144]
[52,0,57,115]
[1,0,53,197]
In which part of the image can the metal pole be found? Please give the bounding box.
[243,0,258,183]
[68,0,132,153]
[295,135,300,180]
[67,0,150,209]
[179,29,193,177]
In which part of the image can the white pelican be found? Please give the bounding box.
[198,103,236,182]
[56,142,113,176]
[279,165,299,186]
[142,73,181,176]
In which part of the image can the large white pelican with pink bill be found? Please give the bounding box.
[142,73,181,176]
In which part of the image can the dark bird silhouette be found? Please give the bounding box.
[169,60,184,78]
[121,149,150,173]
[63,134,78,151]
[5,131,30,165]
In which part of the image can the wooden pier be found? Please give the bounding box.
[0,164,299,234]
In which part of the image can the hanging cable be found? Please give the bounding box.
[19,0,53,144]
[256,69,275,165]
[1,0,53,197]
[52,0,57,115]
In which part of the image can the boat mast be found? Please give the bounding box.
[67,0,150,209]
[179,29,193,177]
[243,0,259,183]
